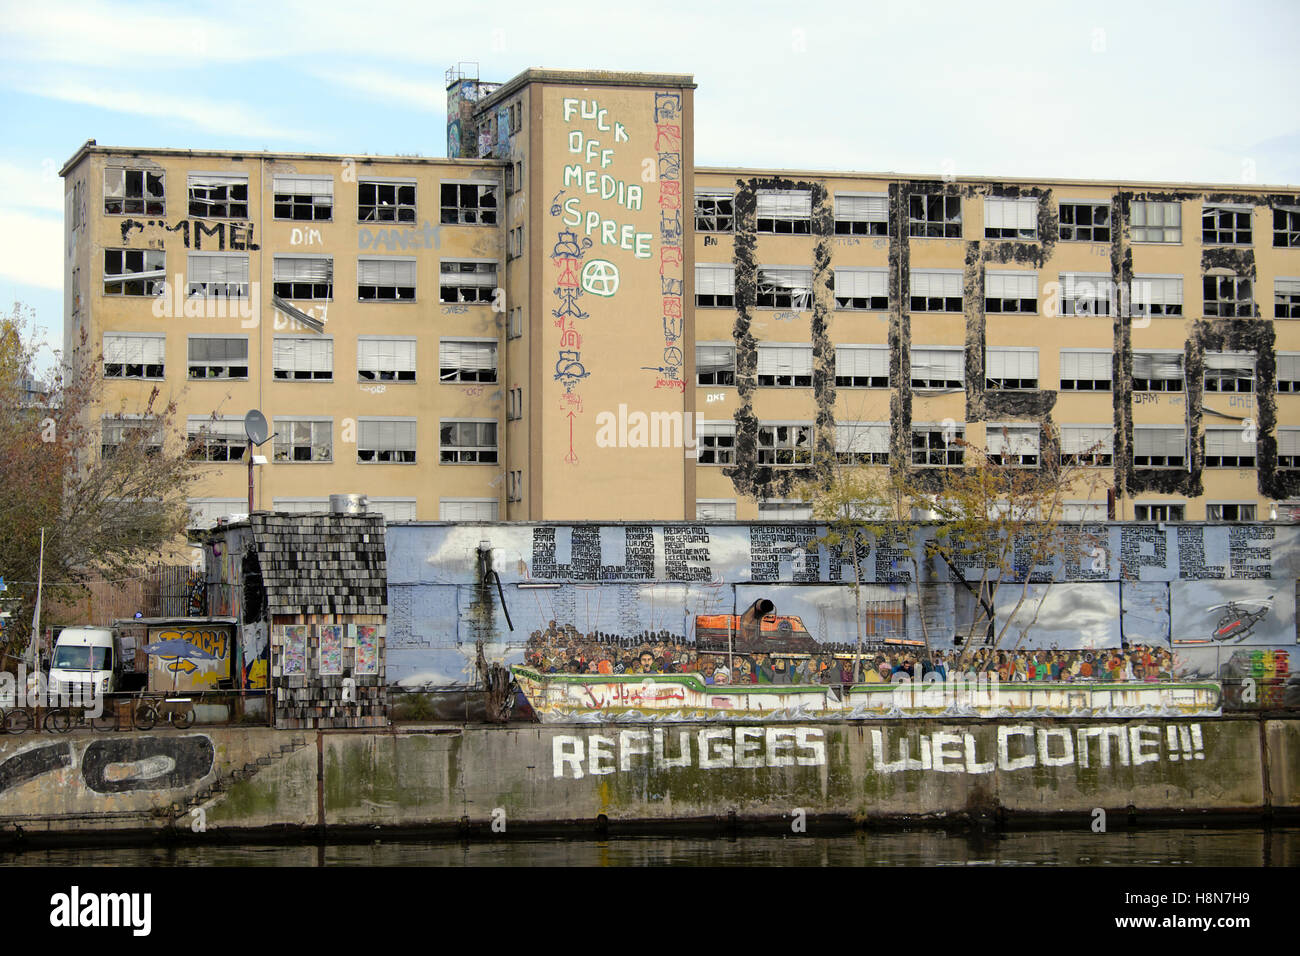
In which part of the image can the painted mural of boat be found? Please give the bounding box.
[510,667,1223,722]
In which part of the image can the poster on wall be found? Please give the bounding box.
[319,625,343,676]
[283,625,308,676]
[1170,579,1297,646]
[356,626,378,675]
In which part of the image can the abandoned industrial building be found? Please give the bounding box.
[59,66,1300,526]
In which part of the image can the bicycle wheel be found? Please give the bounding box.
[171,709,195,730]
[44,709,73,734]
[133,703,157,731]
[91,708,119,732]
[4,709,31,734]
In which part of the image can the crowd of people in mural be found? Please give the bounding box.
[522,622,1176,685]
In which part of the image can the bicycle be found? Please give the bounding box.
[132,696,196,731]
[1,706,33,734]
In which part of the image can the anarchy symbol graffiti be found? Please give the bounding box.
[581,259,620,297]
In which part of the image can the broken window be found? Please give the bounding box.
[103,333,164,379]
[1276,352,1300,393]
[910,347,964,389]
[695,264,735,307]
[186,417,247,462]
[440,182,498,225]
[186,253,249,298]
[908,193,961,238]
[439,260,497,303]
[757,423,814,466]
[835,345,889,388]
[101,415,162,459]
[984,197,1038,239]
[1203,273,1253,317]
[1132,350,1184,392]
[695,190,734,232]
[834,194,888,236]
[910,269,962,312]
[1059,425,1114,467]
[272,337,333,381]
[835,422,889,465]
[696,500,737,520]
[757,500,814,521]
[1130,201,1181,243]
[272,256,333,300]
[1275,278,1300,318]
[1133,426,1187,469]
[1204,427,1255,468]
[985,270,1038,313]
[756,267,812,309]
[835,268,888,310]
[507,471,523,503]
[1203,351,1255,393]
[1201,203,1253,245]
[104,167,165,216]
[757,345,813,387]
[985,424,1040,467]
[756,190,811,234]
[273,176,333,221]
[696,344,735,386]
[1058,349,1112,391]
[187,336,248,379]
[357,419,417,464]
[1278,428,1300,468]
[985,347,1038,389]
[1060,273,1113,316]
[188,174,248,219]
[1058,201,1110,242]
[1207,503,1256,521]
[439,339,498,383]
[357,336,415,382]
[697,421,736,465]
[359,180,416,223]
[103,249,165,296]
[358,257,416,300]
[1130,274,1184,318]
[1134,503,1184,521]
[272,418,333,462]
[911,424,965,466]
[439,420,497,464]
[1274,207,1300,248]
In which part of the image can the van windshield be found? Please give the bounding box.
[52,645,112,671]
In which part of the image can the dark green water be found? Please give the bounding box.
[2,827,1295,866]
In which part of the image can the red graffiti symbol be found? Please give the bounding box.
[554,257,580,288]
[658,180,681,209]
[565,411,578,465]
[654,124,682,151]
[659,247,682,274]
[560,328,582,348]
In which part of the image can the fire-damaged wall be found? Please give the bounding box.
[383,522,1299,705]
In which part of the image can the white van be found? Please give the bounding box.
[48,627,123,699]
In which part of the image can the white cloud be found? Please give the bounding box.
[0,161,64,213]
[0,210,63,290]
[310,68,444,113]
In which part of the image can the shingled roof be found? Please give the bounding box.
[249,513,388,616]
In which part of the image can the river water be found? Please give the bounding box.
[2,827,1294,867]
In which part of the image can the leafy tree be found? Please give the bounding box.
[0,303,203,666]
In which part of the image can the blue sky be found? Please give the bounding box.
[2,0,1297,364]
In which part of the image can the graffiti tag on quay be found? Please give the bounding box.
[550,724,1207,779]
[0,736,215,797]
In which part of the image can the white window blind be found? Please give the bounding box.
[911,348,963,381]
[358,419,417,449]
[1060,350,1111,380]
[187,498,247,528]
[756,190,812,218]
[986,271,1037,298]
[369,499,418,522]
[696,344,734,374]
[359,259,417,286]
[273,337,333,373]
[1278,353,1300,382]
[272,256,332,282]
[1132,275,1183,306]
[835,269,888,298]
[439,340,497,372]
[1205,428,1246,458]
[190,173,245,188]
[1132,351,1183,380]
[696,500,737,520]
[985,197,1037,231]
[759,268,813,293]
[987,348,1039,379]
[188,254,249,285]
[1060,425,1114,455]
[1279,430,1300,457]
[104,334,164,366]
[1134,427,1186,458]
[696,264,735,295]
[439,499,499,521]
[1278,278,1300,295]
[835,422,890,454]
[911,270,962,297]
[835,194,887,222]
[1204,351,1254,372]
[757,345,813,377]
[986,424,1039,456]
[835,346,889,378]
[273,498,330,513]
[358,338,416,374]
[272,176,332,198]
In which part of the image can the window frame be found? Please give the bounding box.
[908,193,962,238]
[357,417,418,464]
[833,192,888,236]
[985,270,1038,314]
[756,266,813,310]
[272,175,333,222]
[834,345,890,388]
[1130,200,1182,244]
[439,259,498,304]
[1132,426,1188,469]
[104,167,165,216]
[358,178,417,224]
[985,423,1040,467]
[440,180,499,226]
[910,346,964,390]
[755,189,812,235]
[695,263,736,308]
[358,256,417,301]
[1274,278,1300,319]
[756,422,814,466]
[187,334,249,380]
[1059,424,1114,467]
[1203,273,1254,317]
[187,172,248,220]
[694,190,735,233]
[1131,350,1185,392]
[103,332,165,380]
[834,268,889,311]
[438,338,499,384]
[272,417,333,463]
[439,419,498,464]
[911,423,965,467]
[103,248,165,297]
[909,269,963,313]
[984,196,1039,240]
[696,343,736,387]
[272,335,334,382]
[1203,426,1255,468]
[1058,349,1112,392]
[1057,200,1111,242]
[186,416,248,463]
[985,347,1039,390]
[1201,204,1253,246]
[272,254,334,301]
[696,421,737,466]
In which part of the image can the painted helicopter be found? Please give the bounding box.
[1206,597,1273,643]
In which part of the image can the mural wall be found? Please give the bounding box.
[385,522,1299,704]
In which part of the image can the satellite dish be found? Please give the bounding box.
[244,409,269,446]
